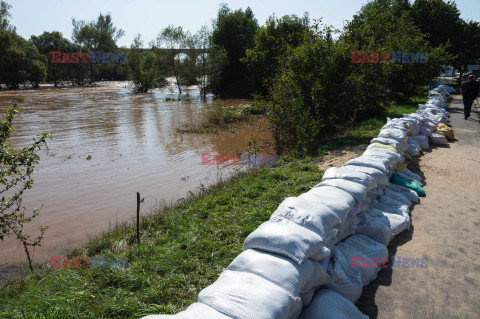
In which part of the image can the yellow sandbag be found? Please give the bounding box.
[367,143,399,154]
[435,123,454,140]
[405,152,412,161]
[438,123,449,130]
[395,161,408,172]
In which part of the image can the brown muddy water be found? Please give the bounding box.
[0,81,275,267]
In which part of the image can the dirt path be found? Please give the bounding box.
[357,95,480,318]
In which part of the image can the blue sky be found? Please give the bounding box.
[8,0,480,48]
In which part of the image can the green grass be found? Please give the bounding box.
[314,94,427,156]
[176,103,257,135]
[0,161,322,319]
[0,92,427,318]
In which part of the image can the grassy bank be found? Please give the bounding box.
[0,93,427,319]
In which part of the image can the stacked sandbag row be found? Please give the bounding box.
[142,85,455,319]
[299,89,455,316]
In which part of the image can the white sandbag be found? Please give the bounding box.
[406,139,421,157]
[370,137,401,149]
[429,133,448,146]
[345,165,390,187]
[383,187,412,207]
[322,167,377,191]
[382,119,409,134]
[362,145,407,163]
[326,234,388,303]
[300,186,355,223]
[270,197,341,246]
[315,179,367,202]
[337,234,388,285]
[325,256,362,303]
[397,168,422,184]
[412,134,429,150]
[441,84,456,93]
[404,113,426,123]
[366,186,385,202]
[198,270,302,319]
[388,183,419,203]
[400,117,421,135]
[243,218,330,264]
[299,289,369,319]
[333,201,369,242]
[356,208,410,246]
[227,249,331,297]
[378,128,408,142]
[348,200,370,218]
[299,288,316,308]
[141,303,232,319]
[346,156,389,174]
[419,125,435,136]
[337,214,358,242]
[371,195,410,218]
[421,117,437,128]
[363,147,402,164]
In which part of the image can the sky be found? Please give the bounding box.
[7,0,480,48]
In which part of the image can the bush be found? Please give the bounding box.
[205,102,237,125]
[243,15,313,95]
[269,38,386,155]
[210,4,258,97]
[128,36,158,93]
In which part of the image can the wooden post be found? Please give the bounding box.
[136,192,140,245]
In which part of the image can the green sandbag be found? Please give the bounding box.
[390,173,426,197]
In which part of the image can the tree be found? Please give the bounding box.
[155,25,187,94]
[205,44,228,98]
[0,2,46,89]
[211,4,258,97]
[243,14,313,95]
[410,0,462,49]
[30,31,74,86]
[269,38,357,154]
[29,60,46,88]
[128,35,158,92]
[343,0,450,100]
[72,13,124,83]
[0,30,23,88]
[0,0,14,32]
[451,20,480,82]
[0,104,49,271]
[193,26,210,100]
[410,0,465,81]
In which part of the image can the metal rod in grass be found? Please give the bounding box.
[136,192,140,245]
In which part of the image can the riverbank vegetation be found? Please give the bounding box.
[0,104,50,272]
[0,93,427,318]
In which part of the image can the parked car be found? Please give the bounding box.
[455,73,472,82]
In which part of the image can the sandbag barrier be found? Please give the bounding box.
[142,83,455,319]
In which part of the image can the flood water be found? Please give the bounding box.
[0,81,275,267]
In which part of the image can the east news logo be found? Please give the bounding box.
[51,51,128,64]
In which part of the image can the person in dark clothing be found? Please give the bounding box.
[460,75,480,119]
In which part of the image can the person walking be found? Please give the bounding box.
[460,75,480,119]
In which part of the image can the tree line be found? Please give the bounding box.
[1,0,480,150]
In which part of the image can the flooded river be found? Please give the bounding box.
[0,81,275,267]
